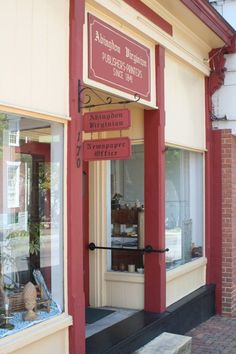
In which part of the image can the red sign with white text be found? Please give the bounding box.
[83,108,130,132]
[83,137,131,161]
[88,13,151,101]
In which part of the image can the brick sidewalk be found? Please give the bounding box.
[186,315,236,353]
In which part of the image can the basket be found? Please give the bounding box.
[0,288,25,312]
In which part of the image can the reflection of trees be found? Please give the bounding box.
[0,113,8,159]
[39,162,50,191]
[165,149,180,229]
[50,163,61,226]
[165,148,190,229]
[165,148,180,198]
[38,161,51,222]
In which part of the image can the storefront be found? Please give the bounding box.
[0,1,235,354]
[80,0,215,313]
[76,1,235,353]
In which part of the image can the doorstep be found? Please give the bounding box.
[86,284,215,354]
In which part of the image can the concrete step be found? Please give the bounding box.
[134,332,192,354]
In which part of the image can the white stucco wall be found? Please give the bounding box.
[212,54,236,120]
[0,0,69,117]
[210,0,236,29]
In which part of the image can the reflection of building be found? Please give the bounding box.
[0,1,235,354]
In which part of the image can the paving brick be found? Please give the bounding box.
[186,315,236,353]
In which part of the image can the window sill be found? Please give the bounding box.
[105,271,144,283]
[167,257,207,282]
[105,257,207,284]
[0,313,72,354]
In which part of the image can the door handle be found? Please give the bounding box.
[88,242,169,253]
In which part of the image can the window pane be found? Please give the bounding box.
[165,148,203,270]
[0,113,64,337]
[109,144,144,273]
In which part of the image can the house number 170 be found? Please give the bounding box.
[76,131,82,168]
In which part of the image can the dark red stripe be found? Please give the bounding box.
[144,45,166,312]
[68,0,86,353]
[181,0,235,46]
[124,0,172,36]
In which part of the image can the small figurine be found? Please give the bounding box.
[33,269,51,312]
[23,282,37,321]
[111,193,123,210]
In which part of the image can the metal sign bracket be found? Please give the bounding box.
[78,80,140,113]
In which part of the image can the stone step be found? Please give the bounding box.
[134,332,192,354]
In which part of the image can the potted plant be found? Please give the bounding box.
[28,223,40,257]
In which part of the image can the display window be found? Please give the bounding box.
[165,147,203,269]
[0,112,64,337]
[108,144,203,274]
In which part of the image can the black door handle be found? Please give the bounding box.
[88,242,169,253]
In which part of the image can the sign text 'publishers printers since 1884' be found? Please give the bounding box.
[88,13,151,101]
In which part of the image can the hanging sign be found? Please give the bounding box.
[88,13,151,101]
[83,137,131,161]
[83,108,130,132]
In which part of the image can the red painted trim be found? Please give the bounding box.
[83,162,90,307]
[181,0,235,46]
[205,77,222,314]
[227,34,236,53]
[208,48,226,96]
[205,78,211,287]
[211,131,222,314]
[144,45,166,313]
[68,0,85,353]
[123,0,172,36]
